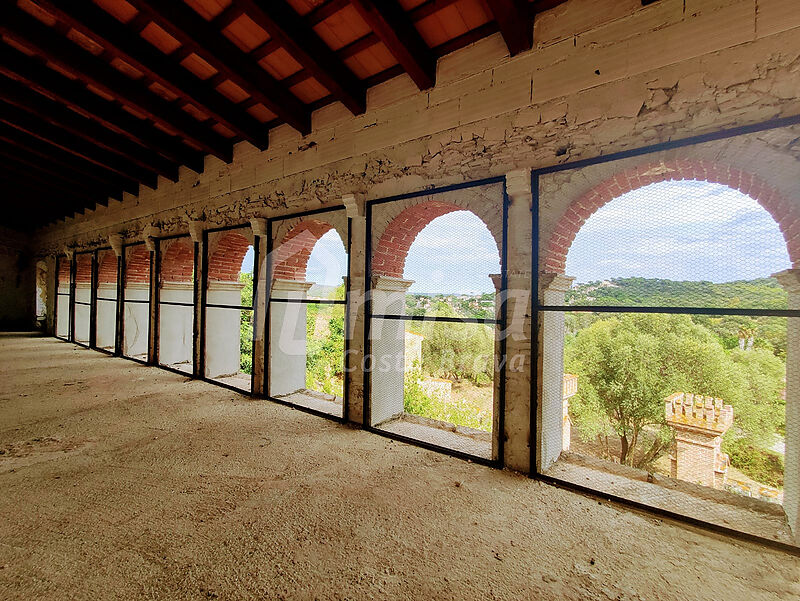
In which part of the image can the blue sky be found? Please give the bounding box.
[566,180,790,284]
[243,180,790,292]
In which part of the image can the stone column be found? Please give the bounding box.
[774,269,800,535]
[205,281,246,378]
[504,170,534,471]
[269,278,313,397]
[369,275,413,426]
[344,193,366,424]
[250,217,268,395]
[538,272,575,472]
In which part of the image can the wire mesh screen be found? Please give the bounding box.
[536,127,799,546]
[157,236,194,374]
[368,182,505,461]
[73,252,92,346]
[204,227,256,393]
[268,210,348,419]
[122,244,150,362]
[55,255,71,339]
[95,249,118,352]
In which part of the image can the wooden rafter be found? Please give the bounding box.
[128,0,312,135]
[486,0,533,55]
[233,0,366,115]
[31,0,271,151]
[0,3,233,162]
[348,0,436,90]
[0,46,205,173]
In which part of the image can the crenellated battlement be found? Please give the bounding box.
[665,392,733,435]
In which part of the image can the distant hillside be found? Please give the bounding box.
[565,277,788,310]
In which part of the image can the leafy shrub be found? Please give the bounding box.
[725,438,784,488]
[403,366,491,432]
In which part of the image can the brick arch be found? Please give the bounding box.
[543,159,800,274]
[372,200,501,278]
[75,254,92,284]
[160,239,194,283]
[272,219,340,281]
[208,231,252,282]
[125,246,151,284]
[97,250,118,284]
[57,258,70,285]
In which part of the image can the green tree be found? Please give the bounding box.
[566,314,752,468]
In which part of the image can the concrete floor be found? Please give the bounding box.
[0,333,797,600]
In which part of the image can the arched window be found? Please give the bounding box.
[157,237,195,374]
[95,249,118,352]
[35,260,47,329]
[122,243,151,362]
[268,212,348,418]
[537,153,798,543]
[204,227,256,392]
[73,252,93,346]
[55,256,70,339]
[368,183,505,462]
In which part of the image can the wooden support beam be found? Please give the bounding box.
[0,101,160,190]
[0,125,134,198]
[234,0,366,115]
[0,151,114,199]
[0,4,233,162]
[0,76,180,183]
[486,0,533,55]
[349,0,436,90]
[129,0,312,134]
[32,0,271,150]
[0,46,204,173]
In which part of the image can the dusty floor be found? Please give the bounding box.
[0,333,797,600]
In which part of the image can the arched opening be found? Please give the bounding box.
[268,215,348,418]
[35,260,47,330]
[157,237,194,374]
[55,256,70,339]
[95,249,118,352]
[73,252,92,346]
[539,170,797,539]
[122,244,151,362]
[369,197,503,460]
[204,228,255,391]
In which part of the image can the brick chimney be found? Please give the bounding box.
[665,393,734,489]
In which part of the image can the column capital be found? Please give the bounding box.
[540,272,575,293]
[371,275,414,292]
[186,219,204,243]
[108,233,124,257]
[64,246,74,260]
[249,217,268,237]
[271,278,314,293]
[142,225,159,251]
[773,269,800,295]
[342,192,366,218]
[505,169,532,207]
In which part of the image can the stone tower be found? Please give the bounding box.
[665,393,734,489]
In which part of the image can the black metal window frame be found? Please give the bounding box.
[54,254,72,342]
[200,222,260,396]
[363,177,510,467]
[264,205,351,423]
[120,241,152,365]
[71,249,95,349]
[530,114,800,555]
[91,246,121,357]
[153,233,197,377]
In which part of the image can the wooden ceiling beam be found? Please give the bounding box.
[0,125,134,199]
[0,46,204,172]
[340,0,435,90]
[0,174,101,215]
[0,151,114,199]
[0,76,180,183]
[234,0,366,115]
[0,100,161,190]
[128,0,312,134]
[0,112,144,197]
[0,4,233,162]
[485,0,532,55]
[33,0,271,150]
